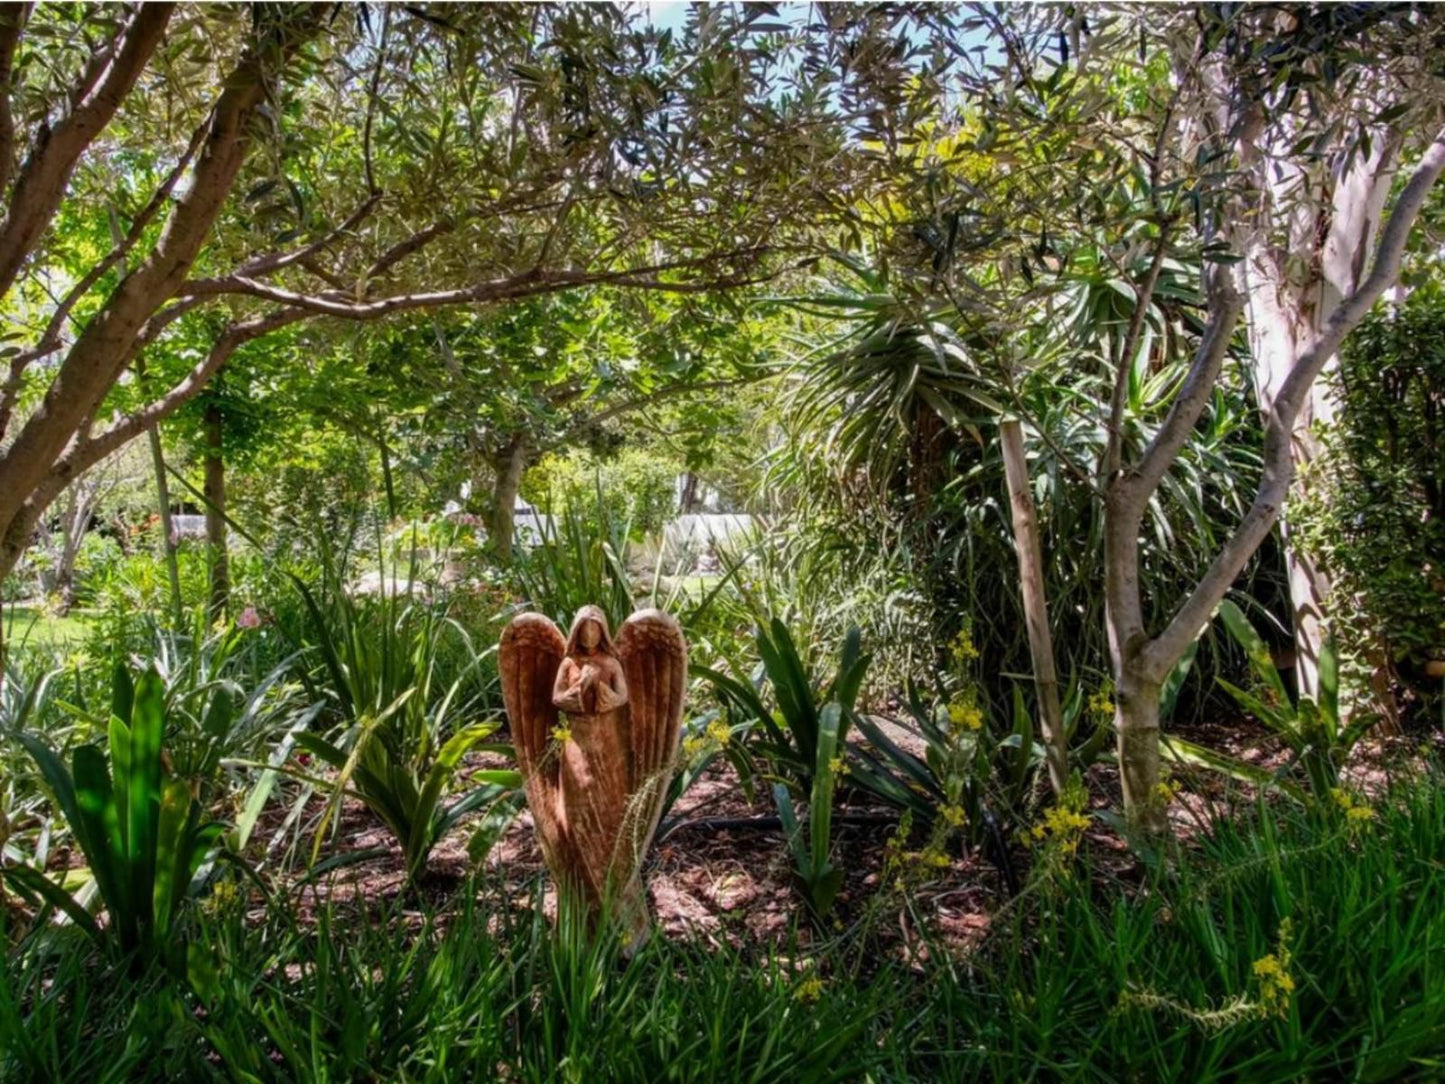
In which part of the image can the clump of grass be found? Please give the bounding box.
[4,772,1444,1082]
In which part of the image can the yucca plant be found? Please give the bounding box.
[698,620,870,795]
[772,702,846,916]
[293,580,521,881]
[509,488,638,632]
[848,680,1053,849]
[1213,600,1370,798]
[1,664,225,960]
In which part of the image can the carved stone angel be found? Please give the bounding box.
[500,605,686,934]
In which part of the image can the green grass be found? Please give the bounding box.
[2,603,93,647]
[5,771,1444,1082]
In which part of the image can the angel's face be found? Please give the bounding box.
[577,619,602,652]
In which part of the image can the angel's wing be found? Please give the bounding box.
[499,612,568,862]
[615,608,687,820]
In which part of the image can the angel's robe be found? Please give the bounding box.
[500,607,687,931]
[552,646,633,897]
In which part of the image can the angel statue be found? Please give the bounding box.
[500,605,686,938]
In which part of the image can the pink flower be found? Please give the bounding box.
[236,605,261,630]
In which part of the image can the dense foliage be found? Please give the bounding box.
[2,3,1445,1080]
[1296,287,1445,717]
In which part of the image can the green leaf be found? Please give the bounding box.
[405,721,501,873]
[125,668,167,932]
[71,743,126,930]
[152,779,192,937]
[1318,634,1340,739]
[0,866,101,942]
[1216,600,1289,706]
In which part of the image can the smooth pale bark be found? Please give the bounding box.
[49,483,92,615]
[147,422,184,627]
[1105,131,1445,835]
[999,418,1068,797]
[489,437,530,562]
[203,402,228,621]
[1237,131,1398,701]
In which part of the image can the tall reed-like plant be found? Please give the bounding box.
[2,665,225,961]
[291,574,520,881]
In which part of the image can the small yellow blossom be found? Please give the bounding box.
[1028,786,1092,859]
[1154,780,1182,806]
[684,718,733,761]
[1087,686,1116,719]
[942,804,967,829]
[950,628,979,665]
[1331,787,1377,825]
[203,879,240,916]
[828,755,848,776]
[1252,953,1296,1018]
[948,700,984,732]
[550,725,572,745]
[927,851,950,868]
[793,975,825,1003]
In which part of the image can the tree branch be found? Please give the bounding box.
[1123,268,1244,507]
[183,247,775,317]
[1140,126,1445,681]
[1104,269,1243,662]
[0,3,329,520]
[0,2,175,300]
[61,307,310,477]
[230,193,381,280]
[0,128,204,441]
[0,3,30,199]
[1102,224,1172,484]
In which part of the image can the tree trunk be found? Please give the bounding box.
[489,437,528,563]
[53,489,84,617]
[378,424,398,520]
[148,423,184,626]
[1114,668,1165,838]
[203,402,228,621]
[678,471,700,514]
[1236,126,1397,704]
[1244,306,1334,699]
[999,419,1068,797]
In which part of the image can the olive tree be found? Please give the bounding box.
[0,3,924,650]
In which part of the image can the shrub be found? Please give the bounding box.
[1295,286,1445,716]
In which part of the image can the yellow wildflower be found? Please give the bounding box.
[550,725,572,745]
[1331,787,1377,825]
[1252,953,1296,1018]
[1087,685,1115,719]
[942,804,967,828]
[203,879,240,916]
[793,975,825,1003]
[948,700,984,732]
[1029,786,1092,858]
[682,735,707,759]
[705,718,732,746]
[828,755,848,777]
[950,628,979,665]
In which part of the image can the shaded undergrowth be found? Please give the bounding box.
[4,771,1444,1083]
